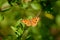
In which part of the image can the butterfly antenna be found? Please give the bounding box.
[36,10,42,17]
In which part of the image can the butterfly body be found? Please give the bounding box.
[21,17,40,27]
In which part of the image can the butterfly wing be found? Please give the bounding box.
[22,19,31,26]
[21,17,40,27]
[31,17,40,27]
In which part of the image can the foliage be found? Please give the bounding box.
[0,0,60,40]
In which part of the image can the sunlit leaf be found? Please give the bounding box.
[11,26,17,32]
[22,0,32,3]
[44,11,54,20]
[56,15,60,26]
[31,2,41,10]
[21,3,28,9]
[1,2,11,11]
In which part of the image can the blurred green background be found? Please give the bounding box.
[0,0,60,40]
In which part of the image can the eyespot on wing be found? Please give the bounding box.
[21,19,31,26]
[31,17,40,27]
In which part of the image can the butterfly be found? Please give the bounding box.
[21,17,40,27]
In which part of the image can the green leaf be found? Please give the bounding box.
[0,14,4,22]
[15,19,22,27]
[18,28,23,35]
[56,15,60,26]
[56,1,60,7]
[11,26,17,32]
[1,2,11,11]
[31,2,41,10]
[21,3,28,9]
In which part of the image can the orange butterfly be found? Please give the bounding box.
[21,17,40,27]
